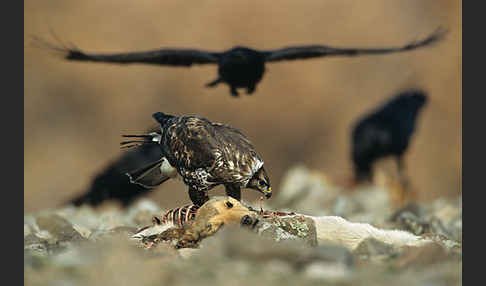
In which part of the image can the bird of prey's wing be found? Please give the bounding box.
[208,123,263,183]
[211,123,255,147]
[263,27,446,62]
[32,37,220,66]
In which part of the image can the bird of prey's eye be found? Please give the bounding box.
[225,201,234,208]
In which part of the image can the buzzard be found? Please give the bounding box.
[69,125,175,207]
[121,112,272,206]
[33,28,446,97]
[351,90,428,183]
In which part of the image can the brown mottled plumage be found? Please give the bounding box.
[121,112,272,206]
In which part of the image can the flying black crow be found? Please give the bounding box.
[351,90,428,183]
[121,112,272,206]
[33,28,446,97]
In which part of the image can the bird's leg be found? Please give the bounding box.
[230,86,239,97]
[246,84,256,95]
[188,188,210,207]
[224,184,241,201]
[384,155,413,208]
[396,156,410,188]
[397,156,405,173]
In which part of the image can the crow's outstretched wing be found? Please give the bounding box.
[263,27,446,62]
[32,37,220,66]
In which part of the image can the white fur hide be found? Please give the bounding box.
[310,215,432,250]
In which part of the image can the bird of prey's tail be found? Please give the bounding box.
[120,132,161,149]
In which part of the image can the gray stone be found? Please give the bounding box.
[354,237,397,258]
[213,226,352,270]
[270,165,338,215]
[256,215,317,246]
[36,214,85,243]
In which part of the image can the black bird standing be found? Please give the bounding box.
[351,90,428,183]
[121,112,272,206]
[33,28,446,97]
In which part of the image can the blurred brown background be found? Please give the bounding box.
[24,0,461,213]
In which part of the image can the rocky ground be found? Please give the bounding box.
[24,166,462,286]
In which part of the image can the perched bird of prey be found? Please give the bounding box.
[351,90,428,183]
[69,125,175,207]
[121,112,272,206]
[33,28,446,97]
